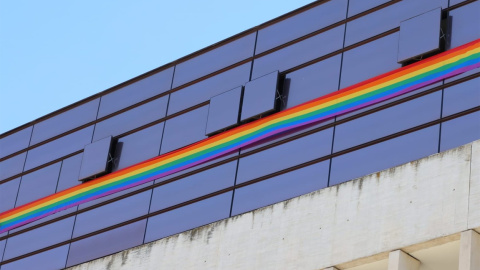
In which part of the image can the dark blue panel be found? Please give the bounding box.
[168,62,251,115]
[0,245,69,270]
[440,111,480,152]
[334,91,442,152]
[232,161,330,216]
[337,81,443,121]
[240,118,335,154]
[113,123,164,171]
[57,154,83,192]
[345,0,448,46]
[79,182,152,210]
[144,192,232,243]
[0,126,32,159]
[30,99,99,145]
[206,87,242,136]
[255,0,348,54]
[341,33,402,89]
[93,96,168,141]
[0,178,20,213]
[0,153,26,181]
[24,125,94,171]
[252,25,345,79]
[2,217,75,260]
[330,125,440,186]
[237,128,333,184]
[447,1,480,50]
[73,191,151,238]
[0,239,5,262]
[172,33,256,88]
[98,67,174,118]
[241,71,278,122]
[9,206,78,233]
[160,106,209,154]
[16,162,61,207]
[78,136,112,181]
[154,150,239,185]
[283,54,341,109]
[443,77,480,117]
[398,8,441,63]
[150,161,237,212]
[348,0,391,17]
[66,220,146,267]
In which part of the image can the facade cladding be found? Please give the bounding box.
[0,0,479,269]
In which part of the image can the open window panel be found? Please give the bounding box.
[241,70,281,123]
[397,7,447,65]
[78,136,114,182]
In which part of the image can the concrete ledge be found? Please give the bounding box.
[68,140,480,270]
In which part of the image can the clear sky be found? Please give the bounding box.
[0,0,315,134]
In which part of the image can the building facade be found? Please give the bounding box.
[0,0,479,269]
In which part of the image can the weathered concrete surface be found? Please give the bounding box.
[68,140,480,270]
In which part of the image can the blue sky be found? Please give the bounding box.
[0,1,314,134]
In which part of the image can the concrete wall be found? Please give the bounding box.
[68,140,480,270]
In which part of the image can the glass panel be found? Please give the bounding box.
[252,25,345,79]
[205,87,242,136]
[93,96,168,141]
[398,8,441,63]
[345,0,448,46]
[241,71,278,122]
[172,33,256,88]
[447,1,480,50]
[231,161,329,216]
[30,99,99,145]
[0,245,69,270]
[0,178,20,213]
[341,33,402,89]
[283,54,341,109]
[2,217,75,260]
[333,91,442,152]
[440,111,480,152]
[160,106,209,154]
[348,0,391,17]
[0,126,32,159]
[72,191,151,238]
[57,154,83,192]
[112,123,164,171]
[154,150,239,184]
[0,153,26,181]
[66,220,146,267]
[15,162,61,207]
[443,77,480,117]
[78,182,152,210]
[330,125,440,186]
[337,81,443,121]
[255,0,348,54]
[9,207,78,233]
[144,192,232,243]
[168,62,251,115]
[0,239,5,262]
[240,119,335,154]
[237,128,333,184]
[150,161,237,213]
[24,125,94,171]
[98,67,174,118]
[78,136,112,181]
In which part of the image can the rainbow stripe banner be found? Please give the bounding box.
[1,39,479,234]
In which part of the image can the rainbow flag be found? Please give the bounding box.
[1,38,479,234]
